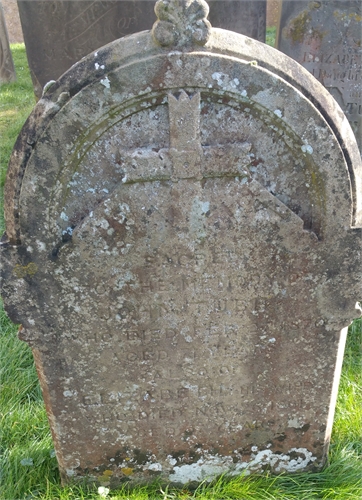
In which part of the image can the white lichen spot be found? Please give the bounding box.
[65,469,75,477]
[94,52,98,57]
[167,455,177,466]
[60,211,68,221]
[170,455,233,483]
[146,462,162,472]
[288,418,303,428]
[62,227,73,236]
[122,174,128,183]
[241,90,248,97]
[100,65,105,70]
[251,445,258,452]
[95,63,100,70]
[26,246,33,253]
[201,201,210,214]
[211,72,232,89]
[268,338,276,343]
[28,318,35,326]
[97,219,109,230]
[36,240,46,251]
[63,390,75,397]
[100,76,111,88]
[301,144,313,154]
[274,109,282,118]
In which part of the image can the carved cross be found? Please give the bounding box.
[118,90,252,184]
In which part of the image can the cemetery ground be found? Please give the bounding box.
[0,43,361,500]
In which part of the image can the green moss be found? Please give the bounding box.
[283,9,326,45]
[284,10,312,44]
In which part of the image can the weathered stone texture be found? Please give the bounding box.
[0,0,16,83]
[277,0,362,153]
[1,0,361,487]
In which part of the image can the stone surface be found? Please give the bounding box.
[1,0,362,487]
[267,0,280,27]
[276,0,362,153]
[17,0,266,99]
[2,0,23,43]
[0,0,16,83]
[208,0,266,41]
[17,0,157,98]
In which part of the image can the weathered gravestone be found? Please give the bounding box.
[17,0,266,99]
[1,0,362,487]
[276,0,362,153]
[0,0,16,83]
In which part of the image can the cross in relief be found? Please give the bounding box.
[119,90,252,184]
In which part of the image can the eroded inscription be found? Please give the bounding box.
[278,1,362,151]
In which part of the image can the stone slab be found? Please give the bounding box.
[17,0,266,99]
[276,0,362,153]
[208,0,266,41]
[0,0,16,83]
[1,0,361,487]
[2,0,24,44]
[17,0,157,98]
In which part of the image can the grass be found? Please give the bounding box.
[0,43,361,500]
[0,43,35,231]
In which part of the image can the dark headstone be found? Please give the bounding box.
[277,0,362,153]
[208,0,266,41]
[0,0,16,83]
[2,0,361,487]
[17,0,266,99]
[17,0,156,98]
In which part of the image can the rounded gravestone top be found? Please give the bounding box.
[1,0,361,485]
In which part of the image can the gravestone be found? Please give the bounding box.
[276,0,362,153]
[208,0,266,41]
[0,0,16,83]
[17,0,266,99]
[1,0,361,487]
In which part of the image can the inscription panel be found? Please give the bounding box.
[277,0,362,152]
[50,165,324,451]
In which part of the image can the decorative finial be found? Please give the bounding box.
[152,0,211,48]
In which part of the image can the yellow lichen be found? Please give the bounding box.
[13,262,38,279]
[121,467,134,475]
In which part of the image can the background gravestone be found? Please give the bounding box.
[17,0,266,99]
[276,0,362,153]
[0,0,16,83]
[1,0,361,487]
[208,0,266,41]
